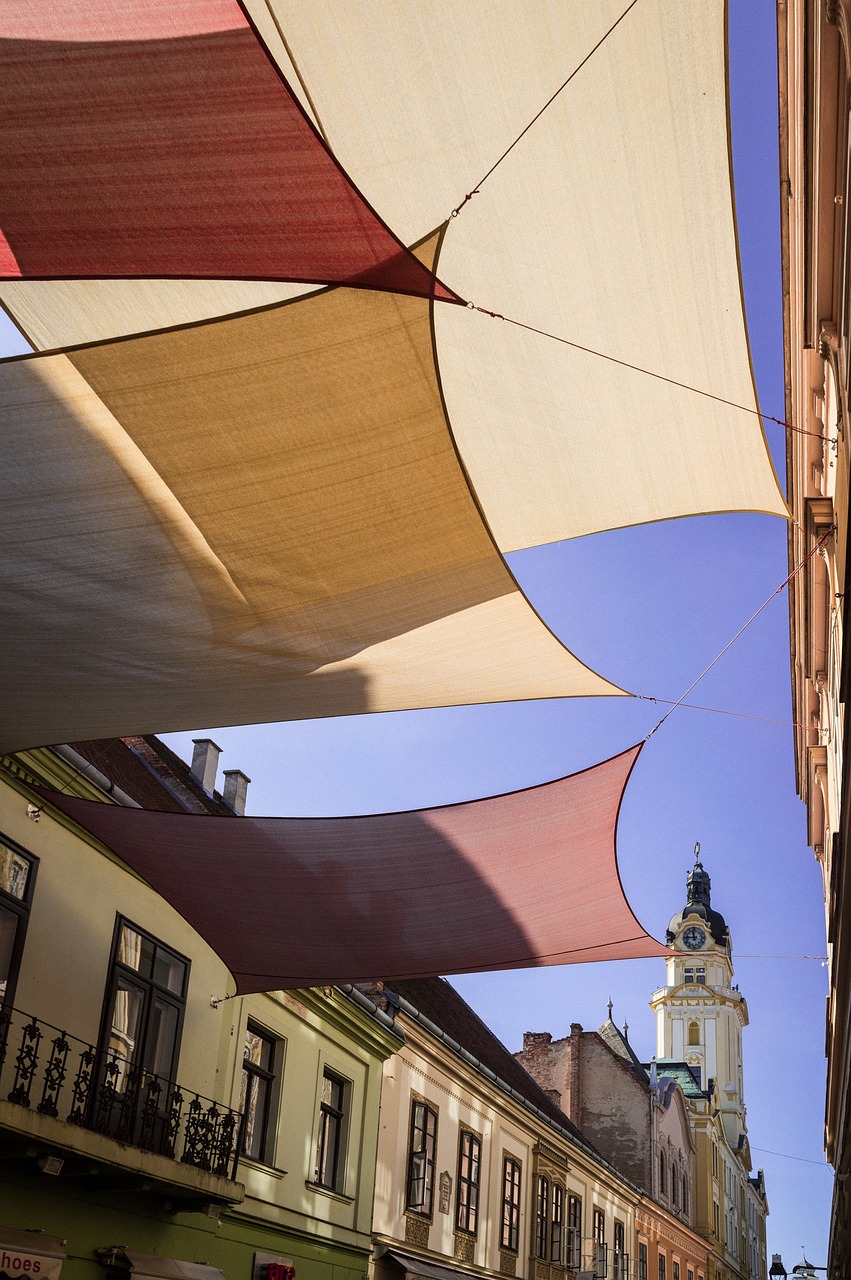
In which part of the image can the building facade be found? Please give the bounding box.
[515,1007,708,1280]
[0,736,400,1280]
[652,856,768,1280]
[363,977,640,1280]
[779,1,851,1271]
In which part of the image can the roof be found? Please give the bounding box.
[643,1060,708,1100]
[70,736,233,815]
[597,1016,648,1083]
[371,976,593,1149]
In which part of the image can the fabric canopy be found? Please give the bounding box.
[0,0,456,302]
[0,242,623,754]
[39,743,666,991]
[0,1,787,752]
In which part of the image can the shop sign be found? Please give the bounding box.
[253,1255,295,1280]
[0,1250,62,1280]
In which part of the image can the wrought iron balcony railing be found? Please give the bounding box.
[0,1005,242,1181]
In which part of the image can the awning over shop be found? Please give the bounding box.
[0,1228,66,1280]
[38,743,666,992]
[102,1252,225,1280]
[382,1249,484,1280]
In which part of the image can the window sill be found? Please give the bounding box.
[305,1180,355,1204]
[239,1157,288,1180]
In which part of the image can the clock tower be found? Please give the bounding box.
[651,846,748,1122]
[650,849,767,1280]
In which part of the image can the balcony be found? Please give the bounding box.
[0,1005,244,1204]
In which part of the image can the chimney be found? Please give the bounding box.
[567,1024,583,1124]
[223,769,251,816]
[522,1031,553,1051]
[190,738,221,793]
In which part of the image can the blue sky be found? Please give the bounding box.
[0,0,832,1266]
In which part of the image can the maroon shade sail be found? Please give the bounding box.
[0,1,457,301]
[41,744,666,992]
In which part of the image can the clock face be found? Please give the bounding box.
[682,926,706,950]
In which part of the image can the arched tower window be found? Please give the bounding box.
[688,1020,700,1046]
[659,1151,667,1195]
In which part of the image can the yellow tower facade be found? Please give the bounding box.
[650,850,768,1280]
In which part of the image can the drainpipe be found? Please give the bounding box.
[52,744,141,808]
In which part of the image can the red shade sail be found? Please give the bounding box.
[0,0,457,301]
[40,743,666,992]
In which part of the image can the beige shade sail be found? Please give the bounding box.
[37,743,667,991]
[2,1,786,543]
[0,266,623,754]
[0,279,315,349]
[262,0,788,544]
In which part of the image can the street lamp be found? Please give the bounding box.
[769,1258,787,1280]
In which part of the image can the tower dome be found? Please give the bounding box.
[666,844,729,947]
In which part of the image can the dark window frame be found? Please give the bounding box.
[551,1183,564,1264]
[638,1244,648,1280]
[315,1067,347,1190]
[613,1220,626,1278]
[501,1155,521,1252]
[593,1207,607,1279]
[239,1021,279,1164]
[536,1174,550,1259]
[455,1129,481,1235]
[658,1254,667,1280]
[406,1099,438,1216]
[97,915,189,1091]
[567,1194,583,1270]
[0,835,37,1013]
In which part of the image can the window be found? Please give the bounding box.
[407,1101,438,1215]
[536,1175,550,1259]
[671,1166,679,1206]
[315,1068,347,1189]
[684,968,706,985]
[688,1271,695,1280]
[100,918,188,1091]
[593,1208,607,1278]
[501,1156,521,1251]
[659,1151,667,1196]
[673,1264,680,1280]
[551,1184,564,1264]
[638,1245,648,1280]
[658,1255,666,1280]
[239,1023,278,1163]
[682,1174,689,1217]
[688,1021,701,1045]
[456,1130,481,1234]
[613,1221,627,1280]
[0,838,36,1010]
[567,1194,582,1270]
